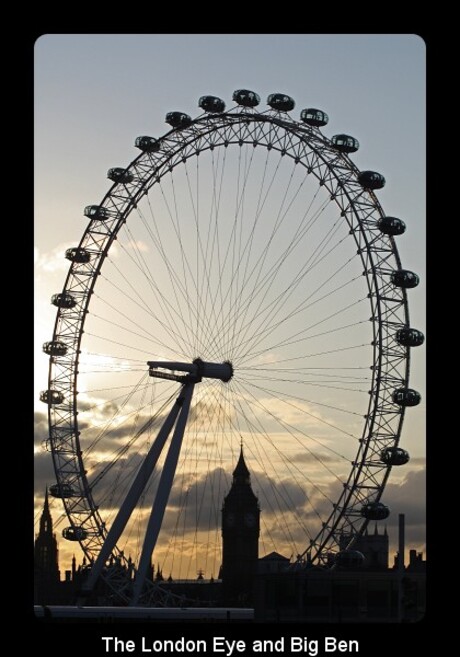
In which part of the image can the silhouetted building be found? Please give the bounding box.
[254,564,426,622]
[221,447,260,605]
[394,548,426,573]
[34,487,61,604]
[34,476,425,622]
[340,525,389,570]
[406,549,425,572]
[258,552,290,575]
[159,576,222,606]
[254,524,424,622]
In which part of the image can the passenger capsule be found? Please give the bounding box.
[391,269,420,289]
[392,388,421,407]
[361,502,390,520]
[65,247,91,264]
[331,134,360,153]
[40,389,64,405]
[49,483,77,498]
[358,170,386,190]
[267,93,295,112]
[381,446,410,466]
[396,327,425,347]
[62,526,87,541]
[198,95,225,113]
[300,108,329,127]
[84,205,109,220]
[135,136,160,153]
[42,340,68,357]
[165,112,193,129]
[232,89,261,107]
[335,550,365,568]
[51,293,77,309]
[107,167,134,184]
[378,216,406,236]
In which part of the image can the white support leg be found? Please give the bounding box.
[80,392,183,597]
[130,382,195,605]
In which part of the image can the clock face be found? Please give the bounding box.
[244,512,256,528]
[226,513,235,527]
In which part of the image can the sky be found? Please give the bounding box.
[34,34,426,578]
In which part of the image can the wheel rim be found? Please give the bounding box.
[44,98,415,601]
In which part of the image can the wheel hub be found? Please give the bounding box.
[147,358,233,383]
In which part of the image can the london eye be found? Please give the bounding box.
[41,89,423,604]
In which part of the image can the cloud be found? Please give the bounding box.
[152,466,311,540]
[243,395,332,434]
[34,243,73,274]
[291,451,343,465]
[34,449,57,494]
[34,412,55,491]
[381,467,426,551]
[34,401,426,575]
[126,240,149,253]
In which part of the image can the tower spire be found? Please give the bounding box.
[233,446,251,483]
[34,487,60,603]
[39,484,53,535]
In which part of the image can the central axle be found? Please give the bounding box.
[147,358,233,383]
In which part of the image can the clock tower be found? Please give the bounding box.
[221,447,260,605]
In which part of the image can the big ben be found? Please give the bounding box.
[221,447,260,605]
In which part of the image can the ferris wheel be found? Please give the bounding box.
[41,89,423,605]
